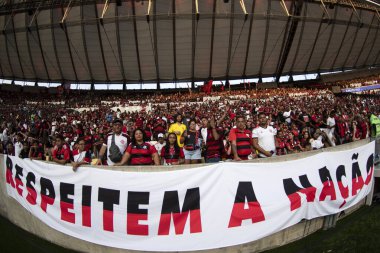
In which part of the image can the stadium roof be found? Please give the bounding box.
[0,0,379,86]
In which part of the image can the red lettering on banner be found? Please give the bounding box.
[158,210,202,235]
[319,181,336,201]
[15,178,24,197]
[228,202,265,228]
[336,165,349,201]
[365,167,373,186]
[127,213,149,235]
[287,189,316,211]
[337,181,349,199]
[283,176,316,211]
[364,154,374,186]
[82,206,91,227]
[228,182,265,228]
[351,154,364,196]
[60,201,75,224]
[41,195,54,212]
[352,176,364,196]
[6,167,15,188]
[82,185,92,227]
[26,186,37,205]
[103,210,115,232]
[158,188,202,235]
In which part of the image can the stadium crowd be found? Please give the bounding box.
[0,84,379,170]
[327,75,380,89]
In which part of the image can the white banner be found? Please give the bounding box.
[3,142,375,251]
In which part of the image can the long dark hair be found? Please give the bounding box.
[131,128,148,145]
[188,119,197,131]
[164,132,180,156]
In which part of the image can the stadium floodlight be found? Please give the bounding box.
[195,0,199,20]
[146,0,152,22]
[320,0,331,20]
[366,0,380,7]
[239,0,248,20]
[28,1,42,28]
[349,0,362,23]
[60,0,73,24]
[280,0,290,16]
[101,0,110,20]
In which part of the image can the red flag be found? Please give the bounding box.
[204,80,213,95]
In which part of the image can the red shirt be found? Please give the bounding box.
[161,146,184,164]
[276,137,287,156]
[228,128,252,160]
[52,144,71,162]
[126,142,157,165]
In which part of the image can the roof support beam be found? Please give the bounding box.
[152,0,160,88]
[208,0,217,79]
[317,6,338,72]
[225,0,235,80]
[3,14,15,79]
[61,22,78,82]
[26,12,37,79]
[81,3,94,83]
[94,2,109,82]
[275,0,305,83]
[191,0,199,88]
[289,1,307,74]
[242,0,256,78]
[35,16,51,80]
[115,2,126,82]
[329,11,354,71]
[0,45,3,77]
[11,14,25,80]
[348,0,362,23]
[303,9,325,73]
[373,34,380,66]
[131,0,143,82]
[51,7,63,80]
[259,0,272,78]
[362,17,379,68]
[320,0,331,20]
[172,0,177,81]
[342,9,362,68]
[353,12,376,68]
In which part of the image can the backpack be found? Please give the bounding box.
[108,134,123,163]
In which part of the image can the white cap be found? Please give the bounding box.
[158,133,164,138]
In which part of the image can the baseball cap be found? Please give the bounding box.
[158,133,164,138]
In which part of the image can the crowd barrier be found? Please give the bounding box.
[0,139,376,253]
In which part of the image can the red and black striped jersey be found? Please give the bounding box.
[126,142,157,165]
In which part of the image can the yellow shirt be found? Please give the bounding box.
[168,123,187,147]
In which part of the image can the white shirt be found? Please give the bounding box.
[252,126,277,157]
[311,139,324,149]
[15,141,23,157]
[200,128,208,144]
[2,129,9,143]
[326,116,336,136]
[155,142,166,156]
[104,132,129,165]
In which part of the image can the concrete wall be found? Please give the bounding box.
[0,139,373,253]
